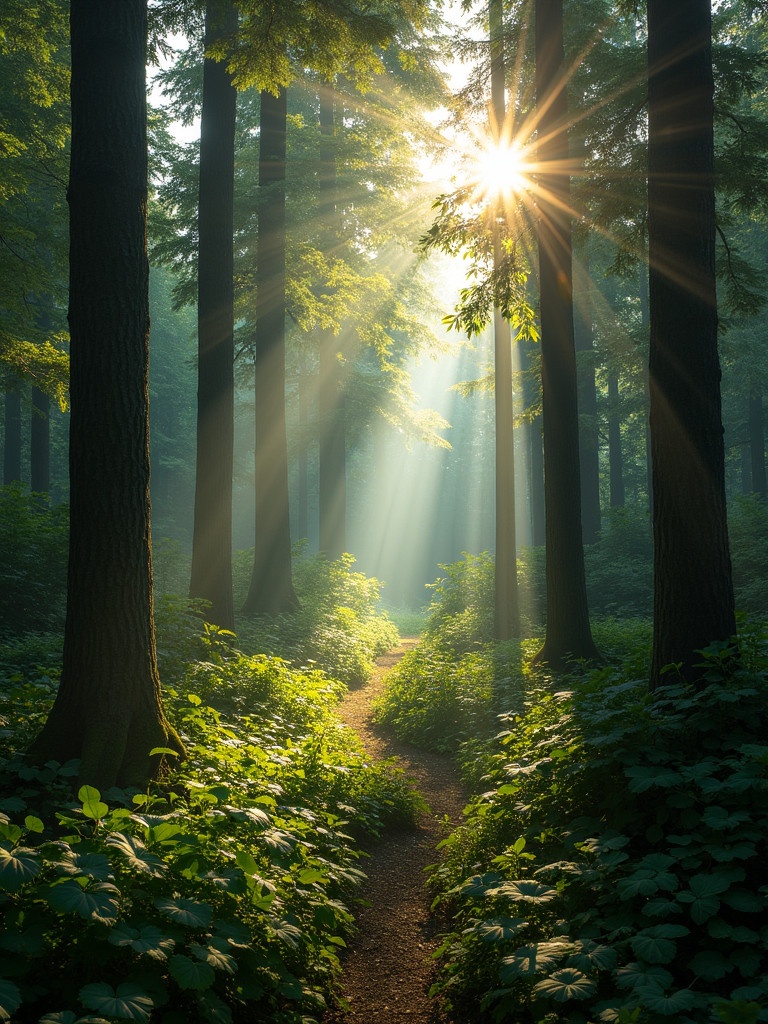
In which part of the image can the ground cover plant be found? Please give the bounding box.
[0,612,418,1024]
[426,632,768,1024]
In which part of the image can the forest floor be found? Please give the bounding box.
[323,638,469,1024]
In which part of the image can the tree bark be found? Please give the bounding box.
[490,0,519,640]
[30,386,50,495]
[28,0,183,788]
[748,392,766,497]
[189,0,237,630]
[531,0,599,668]
[3,385,22,485]
[317,84,347,560]
[647,0,735,688]
[242,86,298,615]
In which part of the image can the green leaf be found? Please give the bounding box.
[108,922,176,961]
[56,850,113,880]
[677,872,733,923]
[155,897,212,929]
[270,919,303,947]
[149,747,180,758]
[38,1013,80,1024]
[624,765,682,792]
[690,949,731,980]
[46,880,120,924]
[196,989,233,1024]
[491,879,558,903]
[721,889,762,913]
[474,917,528,943]
[79,982,153,1021]
[106,833,167,877]
[24,815,44,833]
[190,942,237,975]
[457,872,503,896]
[0,978,22,1022]
[500,940,573,981]
[616,962,674,991]
[79,786,109,821]
[533,968,596,1002]
[0,844,40,891]
[169,954,215,991]
[630,925,689,964]
[566,942,618,972]
[639,986,698,1014]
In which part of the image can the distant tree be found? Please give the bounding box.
[531,0,599,668]
[28,0,183,788]
[647,0,736,688]
[189,0,238,630]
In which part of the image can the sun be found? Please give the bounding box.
[472,139,530,203]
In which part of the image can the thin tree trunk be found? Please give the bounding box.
[243,86,298,615]
[490,0,519,640]
[647,0,735,687]
[531,0,599,668]
[3,386,22,485]
[318,84,347,560]
[29,0,182,788]
[749,392,766,497]
[31,386,50,495]
[574,258,601,543]
[607,370,625,507]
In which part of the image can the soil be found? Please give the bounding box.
[323,638,469,1024]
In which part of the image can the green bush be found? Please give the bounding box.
[585,507,654,618]
[728,495,768,617]
[427,632,768,1024]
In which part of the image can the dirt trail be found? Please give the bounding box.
[324,638,467,1024]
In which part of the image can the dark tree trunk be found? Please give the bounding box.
[189,0,237,630]
[647,0,735,688]
[30,386,50,495]
[28,0,183,788]
[242,87,298,615]
[748,392,766,497]
[3,386,22,485]
[639,261,653,511]
[317,84,347,560]
[531,0,599,669]
[490,0,519,640]
[574,259,601,543]
[607,370,625,507]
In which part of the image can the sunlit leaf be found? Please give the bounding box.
[491,879,557,903]
[47,880,120,924]
[0,844,40,891]
[79,982,153,1021]
[37,1012,80,1024]
[106,833,167,877]
[169,954,215,990]
[155,897,212,929]
[79,786,109,821]
[108,922,175,960]
[56,850,113,880]
[190,942,237,975]
[474,917,528,943]
[270,919,303,947]
[566,942,618,972]
[533,968,596,1002]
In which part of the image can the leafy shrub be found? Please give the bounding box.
[0,484,68,638]
[728,495,768,617]
[427,633,768,1024]
[584,507,654,618]
[0,650,422,1024]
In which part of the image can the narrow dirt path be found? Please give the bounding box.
[324,638,468,1024]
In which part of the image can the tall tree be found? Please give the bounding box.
[243,86,299,614]
[28,0,183,787]
[189,0,238,629]
[647,0,736,687]
[489,0,520,640]
[531,0,599,668]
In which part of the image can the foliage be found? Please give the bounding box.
[584,508,654,619]
[234,550,399,687]
[0,642,421,1024]
[0,485,68,638]
[727,495,768,617]
[427,633,768,1024]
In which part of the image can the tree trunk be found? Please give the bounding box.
[189,0,237,630]
[490,0,519,640]
[748,392,766,497]
[607,370,625,507]
[647,0,735,688]
[242,86,298,615]
[297,345,309,541]
[3,385,22,485]
[317,84,347,560]
[28,0,183,789]
[574,258,601,543]
[30,386,50,495]
[531,0,599,669]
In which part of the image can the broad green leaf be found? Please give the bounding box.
[690,949,731,980]
[225,806,270,828]
[38,1012,80,1024]
[169,954,215,991]
[190,942,237,974]
[197,989,233,1024]
[296,867,328,886]
[722,889,762,913]
[491,879,557,903]
[457,872,503,896]
[616,961,674,991]
[500,940,573,981]
[262,829,295,854]
[0,844,40,891]
[639,986,697,1014]
[533,968,596,1002]
[155,897,212,929]
[56,850,113,880]
[79,786,109,821]
[677,873,734,923]
[474,917,528,943]
[46,880,120,924]
[79,982,153,1021]
[106,833,167,877]
[630,925,688,965]
[203,867,247,893]
[642,897,683,918]
[149,747,180,758]
[624,765,682,792]
[702,806,750,830]
[108,922,175,960]
[24,815,44,833]
[566,942,618,972]
[0,978,22,1021]
[270,919,303,947]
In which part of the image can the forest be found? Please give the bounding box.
[2,0,768,1022]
